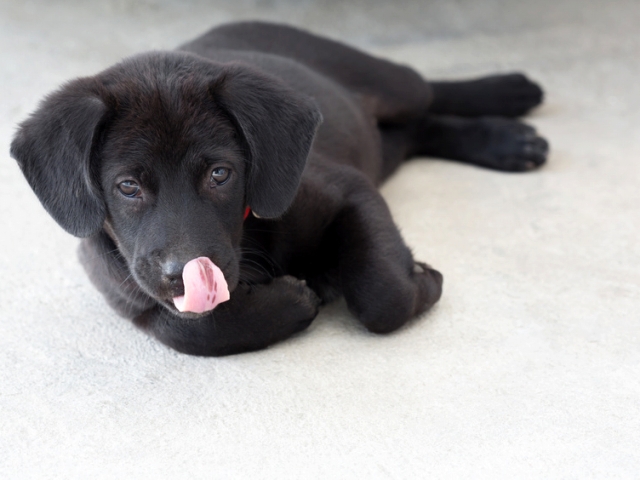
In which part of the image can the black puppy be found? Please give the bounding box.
[11,22,548,356]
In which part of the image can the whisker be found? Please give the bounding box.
[239,248,282,273]
[81,246,123,262]
[239,258,274,280]
[116,272,134,291]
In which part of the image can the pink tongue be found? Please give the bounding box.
[172,257,230,314]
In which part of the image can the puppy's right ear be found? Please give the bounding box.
[210,63,322,219]
[10,78,108,238]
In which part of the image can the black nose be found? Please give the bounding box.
[161,260,184,289]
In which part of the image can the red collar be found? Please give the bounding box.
[243,206,251,221]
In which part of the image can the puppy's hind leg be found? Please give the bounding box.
[429,73,544,118]
[410,114,549,172]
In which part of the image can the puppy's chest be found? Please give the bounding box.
[240,208,334,281]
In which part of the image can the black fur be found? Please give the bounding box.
[11,22,548,356]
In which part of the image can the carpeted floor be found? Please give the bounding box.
[1,1,639,478]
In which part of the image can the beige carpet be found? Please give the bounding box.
[1,1,639,478]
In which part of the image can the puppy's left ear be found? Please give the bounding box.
[10,77,108,237]
[211,63,323,219]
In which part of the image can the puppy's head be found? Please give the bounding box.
[11,52,322,316]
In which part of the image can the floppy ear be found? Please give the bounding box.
[10,78,108,237]
[211,63,323,219]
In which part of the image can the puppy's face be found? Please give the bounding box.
[10,52,322,318]
[99,85,246,316]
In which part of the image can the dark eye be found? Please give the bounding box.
[210,167,231,186]
[117,180,141,198]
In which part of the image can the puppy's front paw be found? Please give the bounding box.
[245,275,321,338]
[412,262,444,315]
[271,276,321,331]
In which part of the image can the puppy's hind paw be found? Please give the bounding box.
[479,73,544,117]
[472,117,549,172]
[431,73,544,117]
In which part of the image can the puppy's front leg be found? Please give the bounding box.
[330,174,443,334]
[134,276,320,356]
